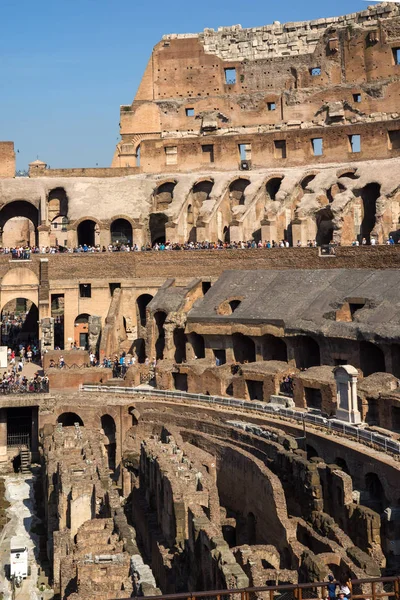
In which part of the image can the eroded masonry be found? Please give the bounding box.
[0,4,400,600]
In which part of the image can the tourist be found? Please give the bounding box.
[339,579,351,599]
[327,575,337,600]
[59,355,65,368]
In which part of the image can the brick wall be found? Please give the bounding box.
[0,142,15,178]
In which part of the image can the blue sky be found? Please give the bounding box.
[1,0,368,170]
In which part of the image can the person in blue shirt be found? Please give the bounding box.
[327,575,337,600]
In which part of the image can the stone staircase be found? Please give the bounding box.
[20,448,31,474]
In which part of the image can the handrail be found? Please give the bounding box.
[79,385,400,456]
[108,576,400,600]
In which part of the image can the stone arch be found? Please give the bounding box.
[74,313,90,349]
[154,311,167,360]
[262,334,287,362]
[300,171,319,191]
[0,200,39,247]
[360,341,385,376]
[110,218,133,245]
[153,180,177,212]
[1,298,39,349]
[232,333,256,363]
[57,412,84,427]
[335,457,350,475]
[149,213,168,245]
[229,178,250,207]
[337,167,359,180]
[294,336,320,369]
[48,187,68,221]
[136,294,153,327]
[217,298,243,316]
[1,267,39,288]
[77,219,97,247]
[265,175,284,201]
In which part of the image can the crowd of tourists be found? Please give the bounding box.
[0,371,49,394]
[3,236,400,258]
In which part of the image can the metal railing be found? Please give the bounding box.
[111,576,400,600]
[7,433,30,448]
[80,385,400,456]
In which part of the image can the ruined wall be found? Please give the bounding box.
[0,142,15,178]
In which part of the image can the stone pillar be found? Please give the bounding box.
[0,408,7,464]
[41,317,55,352]
[88,315,102,354]
[132,225,145,249]
[261,218,277,243]
[334,365,361,424]
[229,220,243,243]
[38,225,50,248]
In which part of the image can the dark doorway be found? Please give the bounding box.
[154,311,167,360]
[316,207,334,246]
[136,294,153,327]
[305,387,322,410]
[101,414,116,471]
[57,412,84,427]
[1,299,39,350]
[360,341,385,376]
[173,328,187,363]
[213,349,226,366]
[246,380,263,401]
[232,333,256,363]
[111,219,133,245]
[295,336,320,369]
[149,213,168,245]
[173,373,188,392]
[77,220,96,246]
[266,177,283,201]
[262,335,287,361]
[229,179,250,207]
[189,332,205,359]
[7,407,32,449]
[359,183,380,244]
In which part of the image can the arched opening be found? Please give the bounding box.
[223,225,230,243]
[301,174,317,191]
[149,213,168,245]
[154,311,167,360]
[136,145,141,167]
[74,313,90,349]
[133,338,146,363]
[335,457,350,475]
[101,414,116,471]
[294,336,320,369]
[306,445,318,460]
[316,207,334,246]
[57,412,84,427]
[77,219,96,247]
[173,328,187,363]
[337,169,359,180]
[192,180,213,203]
[0,201,39,247]
[266,177,283,201]
[229,178,250,207]
[360,341,385,376]
[327,182,345,203]
[262,335,287,362]
[189,332,205,359]
[154,181,176,211]
[359,183,380,244]
[48,187,68,220]
[1,299,39,350]
[136,294,153,327]
[365,472,387,513]
[110,219,133,245]
[232,333,256,363]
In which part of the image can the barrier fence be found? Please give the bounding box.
[108,576,400,600]
[80,385,400,456]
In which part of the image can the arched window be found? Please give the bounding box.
[111,219,133,245]
[77,220,96,246]
[57,412,84,427]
